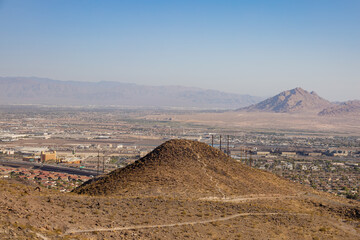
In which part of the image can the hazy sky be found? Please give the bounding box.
[0,0,359,101]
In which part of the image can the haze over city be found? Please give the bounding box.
[0,0,359,101]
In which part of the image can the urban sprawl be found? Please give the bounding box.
[0,107,359,199]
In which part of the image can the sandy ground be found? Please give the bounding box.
[1,179,359,239]
[148,111,360,136]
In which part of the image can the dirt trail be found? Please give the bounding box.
[196,153,226,199]
[64,212,309,235]
[35,232,49,240]
[325,217,360,238]
[200,194,299,202]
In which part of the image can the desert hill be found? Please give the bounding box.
[74,139,301,198]
[319,100,360,116]
[1,177,360,239]
[0,77,261,109]
[240,87,334,113]
[1,140,360,239]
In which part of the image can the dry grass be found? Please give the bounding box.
[74,139,301,198]
[1,140,360,239]
[0,178,360,239]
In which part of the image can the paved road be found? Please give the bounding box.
[0,159,100,176]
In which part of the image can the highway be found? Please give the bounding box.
[0,159,100,177]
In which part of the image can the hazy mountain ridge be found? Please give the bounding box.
[239,87,335,113]
[0,77,262,109]
[319,100,360,116]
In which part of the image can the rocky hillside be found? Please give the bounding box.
[319,100,360,116]
[240,87,334,113]
[1,140,360,239]
[74,139,301,198]
[0,77,261,109]
[2,177,360,239]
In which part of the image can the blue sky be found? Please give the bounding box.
[0,0,359,101]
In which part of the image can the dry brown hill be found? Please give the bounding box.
[240,87,333,113]
[319,100,360,116]
[2,177,360,239]
[74,139,301,198]
[2,140,360,239]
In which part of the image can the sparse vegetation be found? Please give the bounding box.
[1,140,359,239]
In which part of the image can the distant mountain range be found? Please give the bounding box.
[238,87,360,115]
[319,100,360,116]
[1,77,358,114]
[0,77,262,109]
[239,87,333,113]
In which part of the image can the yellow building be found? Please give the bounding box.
[281,152,296,157]
[309,152,322,157]
[41,151,57,162]
[257,151,271,156]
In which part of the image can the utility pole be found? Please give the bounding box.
[227,135,230,156]
[97,150,100,175]
[240,146,242,161]
[103,151,105,173]
[245,148,248,165]
[220,135,222,151]
[211,135,214,147]
[242,147,245,163]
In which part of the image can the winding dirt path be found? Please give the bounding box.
[200,194,300,202]
[64,212,309,235]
